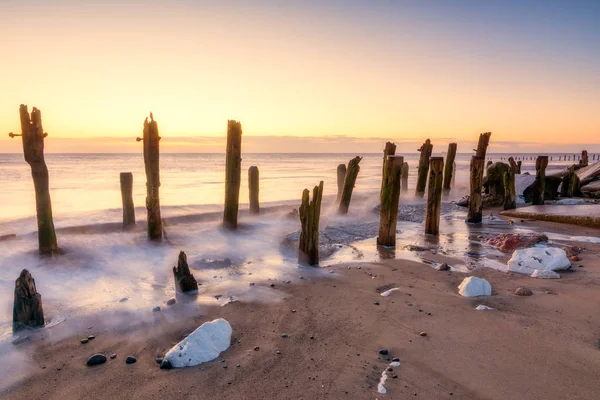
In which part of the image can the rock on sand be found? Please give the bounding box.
[507,247,571,275]
[164,318,232,368]
[531,269,560,279]
[458,277,492,297]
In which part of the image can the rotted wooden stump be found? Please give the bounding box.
[475,132,492,158]
[516,160,522,174]
[338,156,362,215]
[580,150,589,167]
[532,156,549,205]
[508,157,519,174]
[10,105,58,255]
[173,251,199,294]
[401,162,409,192]
[224,120,243,229]
[248,166,259,215]
[425,157,444,235]
[139,113,162,240]
[336,164,346,203]
[13,269,44,332]
[503,168,516,210]
[415,139,433,197]
[120,172,136,229]
[377,155,404,246]
[467,156,485,223]
[560,166,581,198]
[380,142,396,194]
[299,181,324,266]
[442,143,457,196]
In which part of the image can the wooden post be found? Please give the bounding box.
[560,167,580,198]
[224,120,243,229]
[401,162,409,192]
[173,251,199,294]
[503,168,516,210]
[248,166,259,215]
[516,160,522,174]
[415,139,433,197]
[475,132,492,158]
[467,156,485,223]
[442,143,457,196]
[338,156,362,214]
[451,161,456,188]
[508,157,519,174]
[486,160,493,176]
[377,155,404,246]
[299,181,324,266]
[532,156,549,205]
[425,157,444,235]
[137,113,162,240]
[336,164,346,203]
[380,142,397,196]
[13,269,44,332]
[9,105,58,255]
[580,150,589,167]
[120,172,135,229]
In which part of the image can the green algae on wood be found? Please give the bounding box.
[467,156,485,223]
[425,157,444,234]
[338,156,362,215]
[224,120,243,229]
[377,154,404,246]
[442,143,457,196]
[139,113,162,240]
[299,181,324,266]
[415,139,433,197]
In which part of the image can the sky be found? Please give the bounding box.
[0,0,599,153]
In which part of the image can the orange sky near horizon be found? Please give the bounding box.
[0,1,598,152]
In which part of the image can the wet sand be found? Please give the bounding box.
[3,220,600,400]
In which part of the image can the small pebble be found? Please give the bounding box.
[88,335,95,340]
[160,359,172,370]
[281,333,288,338]
[236,364,241,367]
[270,284,275,288]
[577,264,584,268]
[291,309,296,313]
[407,303,413,306]
[276,350,281,355]
[80,339,89,344]
[392,357,400,362]
[254,346,260,351]
[152,306,161,312]
[110,354,117,359]
[419,332,427,337]
[155,358,162,364]
[393,375,398,379]
[87,354,107,366]
[374,302,380,306]
[166,298,176,306]
[125,356,137,364]
[379,349,389,356]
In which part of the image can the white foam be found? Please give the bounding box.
[164,318,232,368]
[507,247,570,275]
[458,277,492,297]
[380,288,400,297]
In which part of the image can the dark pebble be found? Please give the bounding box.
[166,298,176,306]
[160,359,173,370]
[87,354,107,366]
[577,265,584,268]
[393,375,398,379]
[374,302,380,306]
[419,332,427,337]
[281,333,288,338]
[80,339,89,344]
[152,306,161,312]
[125,356,137,364]
[254,346,260,351]
[88,335,95,340]
[155,358,163,364]
[379,349,389,355]
[270,284,275,288]
[392,357,400,362]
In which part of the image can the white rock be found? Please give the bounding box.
[381,288,400,297]
[164,318,232,368]
[458,277,492,297]
[555,198,585,205]
[507,247,570,275]
[531,269,560,279]
[475,305,494,311]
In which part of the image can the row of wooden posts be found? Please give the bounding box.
[500,152,594,165]
[8,105,572,267]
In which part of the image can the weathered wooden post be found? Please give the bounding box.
[377,155,404,246]
[508,157,519,174]
[486,160,493,176]
[580,150,589,167]
[467,156,485,223]
[173,251,199,294]
[336,164,346,203]
[451,161,456,188]
[299,181,324,266]
[425,157,444,235]
[224,120,243,229]
[13,269,44,332]
[516,160,522,174]
[248,166,259,215]
[338,156,362,214]
[475,132,492,158]
[442,143,457,196]
[120,172,136,229]
[560,167,580,198]
[137,113,162,240]
[9,105,58,255]
[401,162,409,192]
[503,167,516,210]
[380,142,396,195]
[532,156,549,205]
[415,139,433,197]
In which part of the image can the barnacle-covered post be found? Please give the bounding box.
[223,120,242,229]
[137,113,162,240]
[10,105,58,255]
[299,181,324,266]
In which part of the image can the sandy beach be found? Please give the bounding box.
[3,216,600,400]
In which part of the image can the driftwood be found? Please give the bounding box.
[299,181,324,266]
[415,139,433,197]
[475,132,492,158]
[224,120,243,229]
[338,156,362,214]
[425,157,444,235]
[467,156,485,223]
[138,113,162,240]
[11,105,58,255]
[401,162,409,192]
[377,155,404,246]
[503,168,516,210]
[13,269,44,331]
[442,143,457,196]
[532,156,549,205]
[173,251,199,294]
[120,172,135,229]
[248,166,259,215]
[336,164,346,203]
